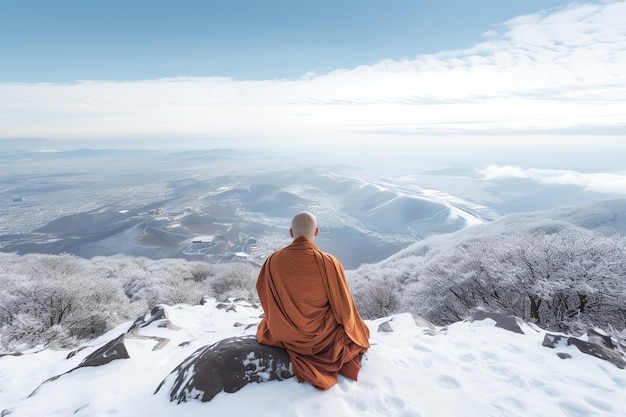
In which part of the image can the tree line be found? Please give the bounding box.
[350,227,626,339]
[1,227,625,350]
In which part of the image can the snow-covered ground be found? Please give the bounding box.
[1,299,624,417]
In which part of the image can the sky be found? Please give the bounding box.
[1,299,624,416]
[1,0,577,82]
[0,0,625,156]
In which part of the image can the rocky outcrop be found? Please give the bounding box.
[29,306,182,398]
[79,334,130,367]
[155,335,293,403]
[469,310,525,335]
[543,332,626,369]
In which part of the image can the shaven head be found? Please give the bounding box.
[290,211,319,240]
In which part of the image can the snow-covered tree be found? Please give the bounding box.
[413,230,626,332]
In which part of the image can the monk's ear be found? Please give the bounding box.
[289,228,294,237]
[314,227,319,237]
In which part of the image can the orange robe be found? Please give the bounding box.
[256,236,370,390]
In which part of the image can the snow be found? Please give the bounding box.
[192,235,215,243]
[1,300,624,417]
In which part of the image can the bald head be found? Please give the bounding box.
[290,211,319,240]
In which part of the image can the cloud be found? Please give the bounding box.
[477,164,626,195]
[0,1,625,143]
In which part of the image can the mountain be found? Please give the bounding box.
[0,155,487,268]
[380,198,626,267]
[1,300,623,417]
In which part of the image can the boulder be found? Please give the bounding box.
[542,333,568,348]
[377,321,394,334]
[30,334,130,398]
[470,310,525,335]
[567,337,626,369]
[587,328,616,350]
[155,335,293,403]
[542,332,626,369]
[128,305,171,333]
[79,334,130,367]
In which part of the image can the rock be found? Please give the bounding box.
[557,352,572,359]
[587,328,616,350]
[377,321,394,334]
[128,305,171,333]
[470,310,525,335]
[155,335,293,403]
[216,302,238,313]
[79,334,130,367]
[233,322,257,330]
[567,337,626,369]
[542,331,626,369]
[542,333,568,348]
[0,351,22,358]
[30,334,130,398]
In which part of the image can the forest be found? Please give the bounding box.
[1,227,625,351]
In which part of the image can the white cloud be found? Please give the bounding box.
[477,164,626,195]
[0,1,625,143]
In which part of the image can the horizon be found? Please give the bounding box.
[1,1,625,199]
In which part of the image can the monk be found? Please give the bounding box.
[256,211,370,391]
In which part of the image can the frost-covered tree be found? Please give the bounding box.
[349,265,400,319]
[0,254,138,348]
[413,230,626,332]
[208,262,259,301]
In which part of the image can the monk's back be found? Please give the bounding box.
[262,239,339,345]
[256,214,370,390]
[270,243,328,309]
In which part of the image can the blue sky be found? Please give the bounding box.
[2,0,574,82]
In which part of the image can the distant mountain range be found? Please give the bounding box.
[1,147,623,269]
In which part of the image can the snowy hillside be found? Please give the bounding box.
[1,299,624,417]
[381,198,626,267]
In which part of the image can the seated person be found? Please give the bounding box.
[256,211,370,390]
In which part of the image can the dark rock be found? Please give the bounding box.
[542,333,568,348]
[542,332,626,369]
[377,321,394,334]
[587,328,616,350]
[233,322,257,331]
[557,352,572,360]
[30,334,130,398]
[216,303,238,313]
[0,352,22,358]
[470,310,525,334]
[155,335,293,403]
[567,337,626,369]
[128,305,170,333]
[79,334,130,367]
